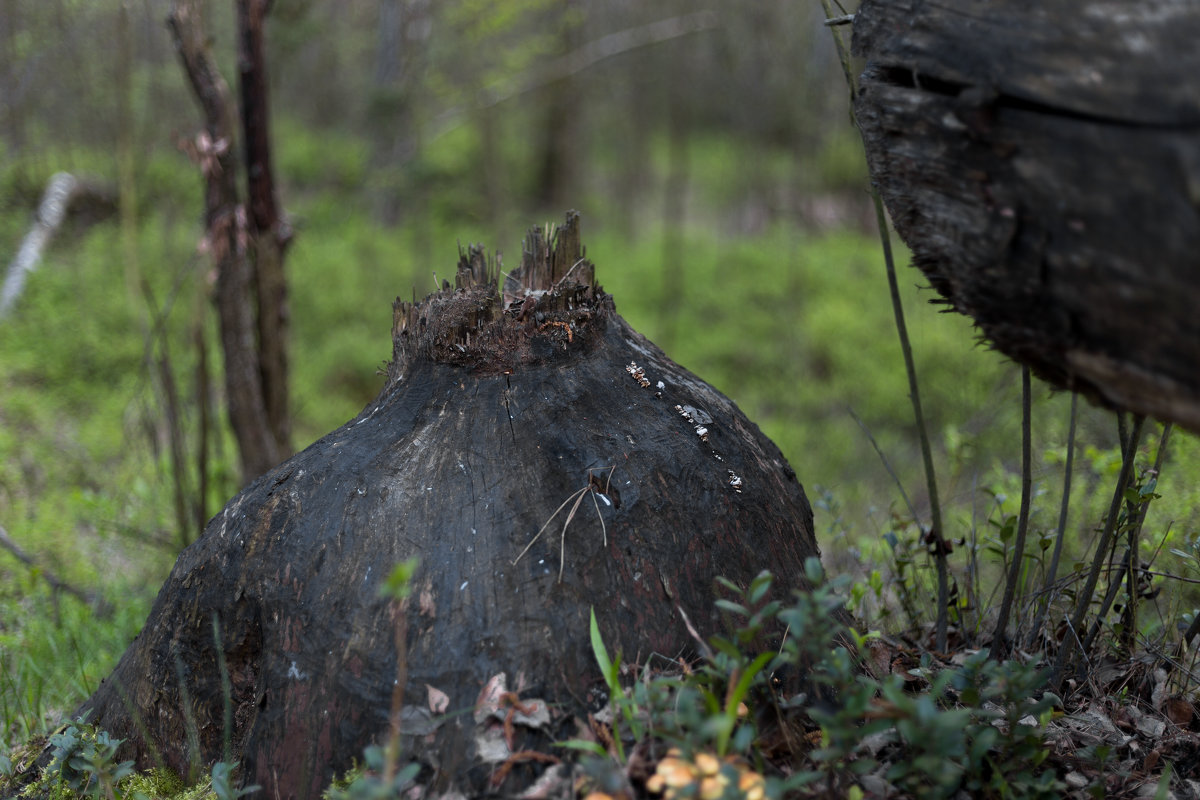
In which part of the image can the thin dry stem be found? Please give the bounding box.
[514,467,615,581]
[991,367,1033,657]
[1027,393,1078,649]
[1054,414,1145,689]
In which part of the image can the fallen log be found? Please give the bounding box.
[78,213,823,798]
[851,0,1200,428]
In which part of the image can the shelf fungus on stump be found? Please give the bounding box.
[79,212,823,799]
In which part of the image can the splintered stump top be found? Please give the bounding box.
[852,0,1200,428]
[80,213,822,798]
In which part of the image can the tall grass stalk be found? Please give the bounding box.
[1081,422,1172,657]
[1026,393,1077,649]
[1123,422,1172,649]
[1053,414,1145,688]
[991,367,1033,656]
[820,2,948,650]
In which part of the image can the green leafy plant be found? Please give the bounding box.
[576,563,1069,800]
[45,719,137,799]
[588,607,638,763]
[209,761,259,800]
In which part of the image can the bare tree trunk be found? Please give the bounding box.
[169,0,291,484]
[237,0,291,459]
[534,74,581,212]
[534,5,583,213]
[659,102,689,351]
[1,173,117,319]
[194,316,213,534]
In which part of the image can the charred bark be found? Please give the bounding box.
[851,0,1200,429]
[81,213,823,798]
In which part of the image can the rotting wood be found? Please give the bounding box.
[851,0,1200,430]
[80,212,824,799]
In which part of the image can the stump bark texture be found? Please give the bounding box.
[81,213,821,798]
[852,0,1200,428]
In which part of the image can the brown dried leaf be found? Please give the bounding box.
[1163,696,1195,727]
[864,639,892,680]
[427,684,450,714]
[475,673,508,724]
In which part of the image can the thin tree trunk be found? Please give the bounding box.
[659,103,688,351]
[169,0,289,484]
[194,316,212,533]
[237,0,291,459]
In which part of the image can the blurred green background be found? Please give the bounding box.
[2,0,1199,749]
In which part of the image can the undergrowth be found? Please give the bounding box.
[561,565,1069,800]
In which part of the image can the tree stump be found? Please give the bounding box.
[851,0,1200,428]
[80,213,822,798]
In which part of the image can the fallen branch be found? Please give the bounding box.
[0,523,112,616]
[1,173,117,319]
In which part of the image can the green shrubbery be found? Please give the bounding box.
[562,565,1070,800]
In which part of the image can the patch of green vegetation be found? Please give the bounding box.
[566,566,1066,799]
[0,715,251,800]
[4,107,1200,798]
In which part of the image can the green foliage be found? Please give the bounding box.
[4,715,256,800]
[208,762,258,800]
[43,719,137,799]
[581,568,1069,799]
[378,558,419,602]
[0,585,152,752]
[321,748,420,800]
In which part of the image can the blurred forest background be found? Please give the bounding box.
[2,0,1199,750]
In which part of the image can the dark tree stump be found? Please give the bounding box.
[80,213,822,798]
[851,0,1200,428]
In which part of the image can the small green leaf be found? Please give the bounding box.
[714,599,749,617]
[804,556,825,585]
[379,557,420,601]
[558,738,607,757]
[748,571,773,604]
[589,608,613,680]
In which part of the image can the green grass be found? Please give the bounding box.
[4,122,1200,766]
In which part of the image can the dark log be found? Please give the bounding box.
[80,213,822,798]
[851,0,1200,429]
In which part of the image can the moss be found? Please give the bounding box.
[0,721,217,800]
[123,768,187,799]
